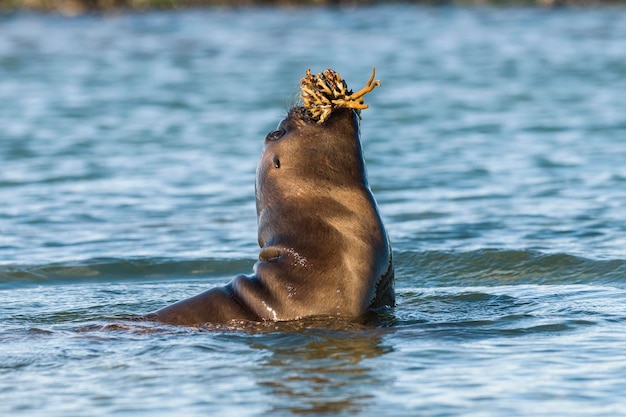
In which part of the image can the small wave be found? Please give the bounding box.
[395,249,626,288]
[3,250,625,290]
[0,257,256,289]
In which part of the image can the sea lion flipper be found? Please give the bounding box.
[149,283,257,325]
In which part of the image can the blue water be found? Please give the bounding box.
[2,5,626,416]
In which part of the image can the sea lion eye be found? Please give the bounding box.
[265,128,285,141]
[272,156,281,169]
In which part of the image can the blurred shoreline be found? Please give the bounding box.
[1,0,624,15]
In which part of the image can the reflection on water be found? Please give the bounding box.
[250,322,392,415]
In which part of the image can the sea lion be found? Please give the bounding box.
[148,71,394,326]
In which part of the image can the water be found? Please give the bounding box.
[2,5,626,416]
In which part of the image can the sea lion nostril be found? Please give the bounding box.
[272,156,281,169]
[266,128,285,141]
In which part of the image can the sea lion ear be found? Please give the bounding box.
[265,128,286,142]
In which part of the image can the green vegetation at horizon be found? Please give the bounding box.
[1,0,624,14]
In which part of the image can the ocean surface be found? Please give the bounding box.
[2,5,626,416]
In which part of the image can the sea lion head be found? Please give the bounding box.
[256,106,367,218]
